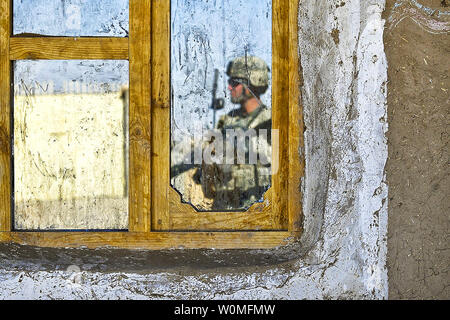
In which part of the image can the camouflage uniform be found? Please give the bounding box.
[171,56,272,211]
[199,55,272,210]
[202,105,272,210]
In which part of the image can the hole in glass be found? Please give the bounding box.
[170,0,273,212]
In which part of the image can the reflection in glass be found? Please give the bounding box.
[170,0,273,211]
[13,0,128,37]
[14,60,129,230]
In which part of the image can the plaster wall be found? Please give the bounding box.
[384,0,450,299]
[0,0,389,299]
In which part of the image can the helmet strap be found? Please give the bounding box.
[243,84,263,108]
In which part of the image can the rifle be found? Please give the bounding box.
[211,68,224,128]
[171,69,225,178]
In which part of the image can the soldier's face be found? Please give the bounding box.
[228,79,247,104]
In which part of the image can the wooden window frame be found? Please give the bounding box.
[0,0,303,249]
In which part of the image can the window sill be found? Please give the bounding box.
[0,230,301,250]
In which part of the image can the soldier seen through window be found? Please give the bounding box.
[171,56,272,211]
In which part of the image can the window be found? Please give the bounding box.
[0,0,303,249]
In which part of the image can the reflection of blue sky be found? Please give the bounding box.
[14,60,129,95]
[13,0,128,36]
[13,1,129,93]
[171,0,272,135]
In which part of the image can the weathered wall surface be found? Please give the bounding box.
[384,0,449,299]
[0,0,389,299]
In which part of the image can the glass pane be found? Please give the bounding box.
[13,0,128,37]
[170,0,273,211]
[13,60,129,230]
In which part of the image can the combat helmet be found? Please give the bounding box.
[226,56,270,89]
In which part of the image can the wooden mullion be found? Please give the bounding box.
[10,37,129,60]
[288,0,304,232]
[0,0,11,232]
[151,0,170,231]
[128,0,151,232]
[271,0,290,229]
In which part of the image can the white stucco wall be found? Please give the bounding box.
[0,0,389,299]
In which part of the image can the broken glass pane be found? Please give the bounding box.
[13,60,129,230]
[170,0,273,212]
[13,0,128,37]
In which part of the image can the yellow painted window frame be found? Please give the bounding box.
[0,0,303,249]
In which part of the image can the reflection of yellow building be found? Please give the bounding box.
[14,91,128,230]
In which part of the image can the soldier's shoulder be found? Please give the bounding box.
[218,109,242,124]
[226,108,245,118]
[217,110,236,129]
[257,106,271,120]
[251,106,271,127]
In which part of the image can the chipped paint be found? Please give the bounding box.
[388,0,450,34]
